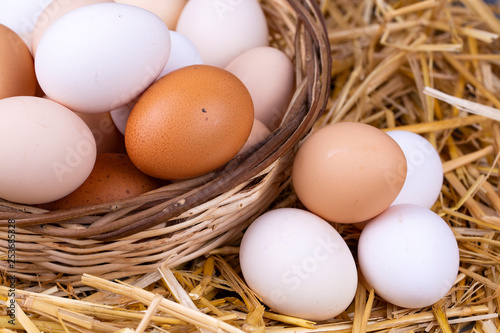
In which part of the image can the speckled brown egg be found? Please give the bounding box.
[0,24,37,99]
[40,153,162,209]
[125,64,254,180]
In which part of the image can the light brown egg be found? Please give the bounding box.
[74,111,126,154]
[0,24,37,99]
[125,64,254,180]
[40,153,162,209]
[292,122,407,224]
[225,46,295,131]
[238,118,271,155]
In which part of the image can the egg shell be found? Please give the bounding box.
[0,96,96,205]
[176,0,269,68]
[31,0,113,56]
[115,0,187,29]
[237,118,271,155]
[358,204,460,308]
[0,24,37,99]
[110,101,135,136]
[386,130,443,208]
[40,153,162,210]
[74,111,126,154]
[225,46,295,130]
[156,30,204,80]
[35,3,171,113]
[292,122,407,223]
[125,64,254,180]
[240,208,358,321]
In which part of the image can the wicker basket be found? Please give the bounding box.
[0,0,331,284]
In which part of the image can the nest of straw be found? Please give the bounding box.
[3,0,500,332]
[0,0,331,283]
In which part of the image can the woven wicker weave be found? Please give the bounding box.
[0,0,331,284]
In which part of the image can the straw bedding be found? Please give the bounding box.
[2,0,500,332]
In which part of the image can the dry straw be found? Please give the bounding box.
[2,0,500,331]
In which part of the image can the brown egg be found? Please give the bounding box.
[125,64,254,180]
[74,111,126,154]
[0,24,37,99]
[292,122,407,224]
[40,153,162,209]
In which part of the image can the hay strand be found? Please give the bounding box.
[81,274,246,333]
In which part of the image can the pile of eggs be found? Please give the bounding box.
[0,0,295,206]
[240,123,460,321]
[1,0,459,323]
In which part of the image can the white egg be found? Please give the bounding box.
[358,204,460,309]
[386,130,443,208]
[0,0,50,51]
[176,0,269,68]
[156,31,203,80]
[239,208,358,321]
[35,3,171,113]
[110,101,134,135]
[31,0,114,56]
